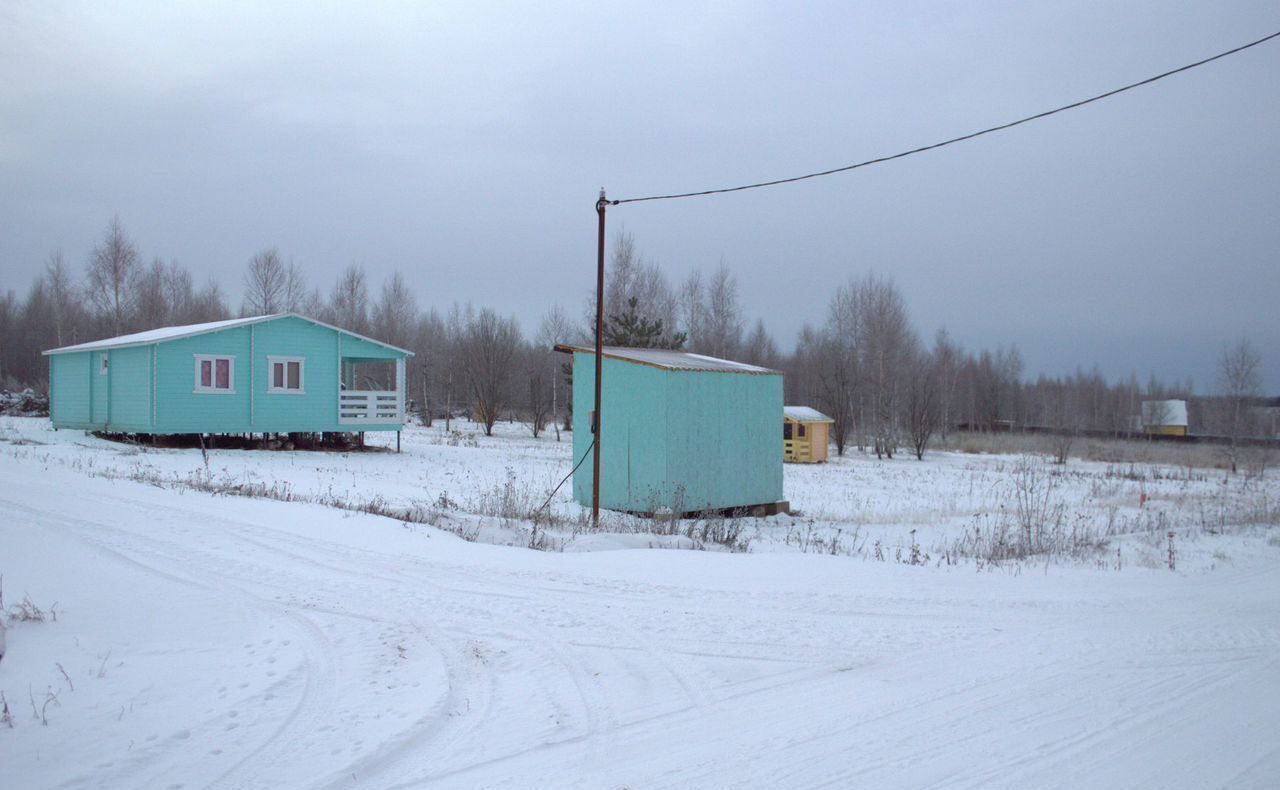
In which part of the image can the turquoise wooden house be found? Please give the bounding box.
[555,345,785,515]
[43,314,411,437]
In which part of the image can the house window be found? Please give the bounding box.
[798,424,806,438]
[100,353,109,375]
[194,355,235,394]
[267,356,305,394]
[783,422,793,440]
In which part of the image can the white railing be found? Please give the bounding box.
[339,390,402,425]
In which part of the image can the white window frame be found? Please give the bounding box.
[267,355,306,394]
[194,354,236,394]
[99,352,109,375]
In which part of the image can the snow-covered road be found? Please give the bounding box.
[2,452,1279,788]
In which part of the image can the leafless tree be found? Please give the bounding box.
[904,344,939,460]
[524,344,553,438]
[460,307,521,436]
[537,304,576,438]
[679,270,705,350]
[191,278,231,323]
[43,251,80,347]
[410,308,447,425]
[857,275,912,459]
[329,264,370,334]
[281,260,316,314]
[742,319,780,368]
[1218,337,1262,473]
[701,263,744,359]
[931,329,960,441]
[371,271,417,350]
[243,248,286,315]
[85,216,139,336]
[0,290,17,383]
[814,281,863,456]
[134,258,172,328]
[587,230,679,344]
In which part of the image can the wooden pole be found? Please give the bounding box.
[593,189,607,526]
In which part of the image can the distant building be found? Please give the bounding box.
[1140,399,1189,437]
[44,314,411,437]
[556,345,785,515]
[783,406,834,463]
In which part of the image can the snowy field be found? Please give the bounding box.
[1,416,1279,788]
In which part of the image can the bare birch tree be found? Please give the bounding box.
[243,248,286,315]
[329,264,370,334]
[702,263,744,359]
[460,307,521,436]
[537,304,575,438]
[742,319,780,368]
[371,271,417,349]
[85,216,139,336]
[43,251,80,347]
[1219,337,1262,473]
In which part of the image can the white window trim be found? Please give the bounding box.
[193,354,236,394]
[267,355,306,394]
[99,352,109,375]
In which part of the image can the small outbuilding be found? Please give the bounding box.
[783,406,834,463]
[43,313,411,437]
[555,345,785,515]
[1140,399,1189,437]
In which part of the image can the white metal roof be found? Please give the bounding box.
[554,345,779,375]
[784,406,834,423]
[43,313,414,356]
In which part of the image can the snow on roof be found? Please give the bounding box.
[554,345,779,375]
[784,406,834,423]
[1141,399,1188,427]
[43,313,414,356]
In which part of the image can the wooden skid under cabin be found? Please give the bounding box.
[557,345,786,515]
[44,313,412,436]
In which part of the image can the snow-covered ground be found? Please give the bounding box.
[1,416,1278,788]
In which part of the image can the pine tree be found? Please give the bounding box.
[603,297,686,349]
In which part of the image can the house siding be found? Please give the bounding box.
[107,346,153,431]
[251,316,342,432]
[155,327,253,433]
[50,352,92,427]
[47,315,408,435]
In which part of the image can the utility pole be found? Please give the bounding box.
[593,188,607,526]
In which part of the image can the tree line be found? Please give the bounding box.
[0,218,1267,453]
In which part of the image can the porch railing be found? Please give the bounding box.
[339,390,402,425]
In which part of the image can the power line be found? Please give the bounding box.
[608,30,1280,206]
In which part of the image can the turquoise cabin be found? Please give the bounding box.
[43,314,411,436]
[556,345,785,515]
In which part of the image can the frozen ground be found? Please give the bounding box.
[1,417,1278,788]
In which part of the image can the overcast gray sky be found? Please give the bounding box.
[3,1,1277,391]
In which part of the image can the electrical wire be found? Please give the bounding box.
[608,30,1280,206]
[532,437,595,525]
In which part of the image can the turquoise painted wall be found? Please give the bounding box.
[155,327,252,432]
[664,369,783,511]
[50,352,91,427]
[108,346,153,429]
[570,351,783,513]
[90,351,108,427]
[47,316,407,434]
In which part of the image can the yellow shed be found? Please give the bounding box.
[784,406,834,463]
